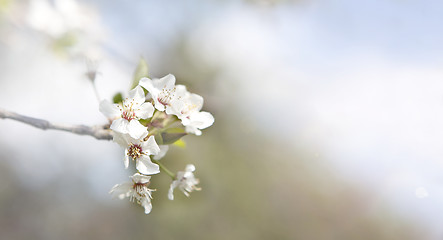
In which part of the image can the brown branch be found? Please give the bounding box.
[0,108,112,140]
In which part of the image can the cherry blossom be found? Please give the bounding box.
[99,86,154,139]
[168,164,201,200]
[110,173,155,214]
[139,74,184,114]
[113,133,161,175]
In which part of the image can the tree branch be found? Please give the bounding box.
[0,108,112,140]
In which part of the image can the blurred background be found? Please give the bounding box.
[0,0,442,239]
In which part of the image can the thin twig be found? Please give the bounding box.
[0,108,112,140]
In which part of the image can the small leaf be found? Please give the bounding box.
[139,118,150,127]
[154,133,163,145]
[131,57,149,89]
[161,132,187,145]
[173,139,186,148]
[161,128,187,145]
[164,127,186,133]
[113,92,123,104]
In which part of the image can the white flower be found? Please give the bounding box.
[109,173,155,214]
[170,85,214,136]
[170,85,202,119]
[99,86,154,139]
[168,164,201,200]
[153,145,169,161]
[139,74,184,114]
[182,111,214,136]
[113,133,161,175]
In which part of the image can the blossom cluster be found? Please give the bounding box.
[100,74,214,214]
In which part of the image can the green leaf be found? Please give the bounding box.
[139,118,150,127]
[164,127,186,133]
[112,92,123,104]
[173,139,186,148]
[131,57,149,89]
[154,133,163,145]
[160,128,187,145]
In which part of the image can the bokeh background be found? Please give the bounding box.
[0,0,442,239]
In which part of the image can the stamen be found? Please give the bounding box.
[128,144,143,159]
[157,87,176,106]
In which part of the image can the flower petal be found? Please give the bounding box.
[142,136,160,156]
[140,198,153,214]
[190,111,215,130]
[127,85,146,106]
[139,77,157,96]
[99,100,121,118]
[185,125,202,136]
[124,149,130,169]
[185,164,196,173]
[154,101,165,111]
[135,102,155,119]
[110,118,129,134]
[136,155,160,175]
[168,180,180,200]
[131,173,151,184]
[109,182,133,199]
[112,132,128,147]
[156,74,176,90]
[168,183,175,200]
[154,145,169,160]
[127,120,147,139]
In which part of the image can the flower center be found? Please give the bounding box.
[131,182,152,202]
[181,103,198,116]
[128,144,143,159]
[157,87,176,106]
[122,110,136,121]
[120,100,137,121]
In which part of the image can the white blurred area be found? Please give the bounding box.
[1,0,443,239]
[186,3,443,236]
[191,3,443,237]
[0,0,131,197]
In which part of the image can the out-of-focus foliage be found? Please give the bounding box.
[132,57,149,89]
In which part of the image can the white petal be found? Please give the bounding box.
[174,84,188,96]
[169,99,186,117]
[190,111,215,130]
[167,84,189,116]
[140,198,152,214]
[99,100,121,118]
[110,118,129,134]
[154,101,165,111]
[109,183,133,199]
[156,74,176,90]
[136,156,160,175]
[142,136,160,155]
[127,120,148,139]
[168,188,174,200]
[124,149,130,169]
[165,105,178,115]
[135,102,154,119]
[168,181,178,200]
[139,77,157,96]
[131,173,151,184]
[185,125,202,136]
[188,93,204,112]
[112,132,128,147]
[128,86,146,106]
[154,145,169,160]
[185,164,196,173]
